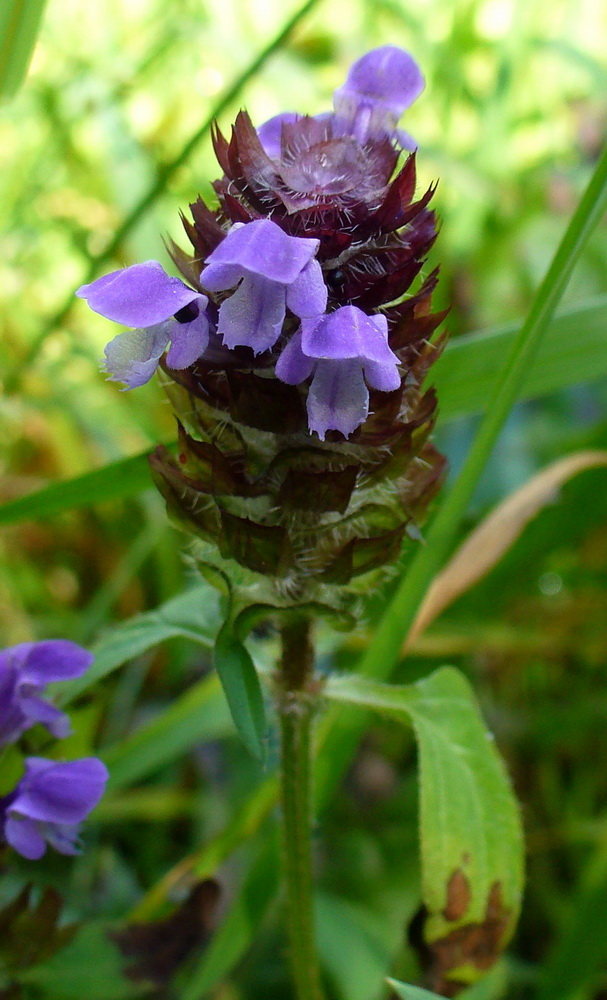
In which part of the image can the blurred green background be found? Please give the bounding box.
[1,0,607,997]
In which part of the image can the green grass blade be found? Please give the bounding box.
[358,140,607,682]
[0,0,47,99]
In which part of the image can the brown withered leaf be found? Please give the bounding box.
[407,449,607,647]
[111,879,221,989]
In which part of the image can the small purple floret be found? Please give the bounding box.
[276,306,401,440]
[202,220,327,354]
[77,262,211,387]
[333,46,424,145]
[0,757,108,860]
[0,641,93,747]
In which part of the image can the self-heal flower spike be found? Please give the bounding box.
[77,261,211,387]
[80,46,448,614]
[0,757,108,860]
[201,219,327,354]
[0,641,93,747]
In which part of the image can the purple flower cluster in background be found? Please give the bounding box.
[0,641,107,860]
[76,46,425,440]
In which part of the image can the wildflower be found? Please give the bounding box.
[0,757,108,860]
[201,219,327,354]
[0,641,93,747]
[276,306,400,439]
[76,261,211,387]
[80,46,448,606]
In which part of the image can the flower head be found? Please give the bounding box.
[201,219,327,354]
[0,757,108,860]
[276,306,400,439]
[0,641,93,747]
[77,261,211,387]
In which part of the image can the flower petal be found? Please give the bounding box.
[363,358,401,391]
[165,312,210,370]
[257,112,299,158]
[17,640,93,686]
[307,359,369,440]
[333,46,424,143]
[286,259,328,318]
[275,330,315,385]
[12,757,109,825]
[205,219,319,285]
[77,261,200,327]
[18,696,71,739]
[103,325,169,388]
[4,815,47,860]
[217,274,286,354]
[301,306,398,364]
[200,262,243,293]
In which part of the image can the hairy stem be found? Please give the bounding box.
[277,619,324,1000]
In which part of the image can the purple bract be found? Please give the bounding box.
[77,261,211,387]
[0,641,93,747]
[201,219,327,354]
[0,756,108,860]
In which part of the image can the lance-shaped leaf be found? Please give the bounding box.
[323,666,524,992]
[388,981,445,1000]
[213,624,267,762]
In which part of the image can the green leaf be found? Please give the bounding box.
[102,673,233,791]
[0,450,158,527]
[433,294,607,420]
[213,624,267,762]
[316,893,391,1000]
[0,0,48,99]
[57,583,219,705]
[324,667,524,987]
[18,922,134,1000]
[387,981,445,1000]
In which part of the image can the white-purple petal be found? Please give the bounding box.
[77,261,201,328]
[217,274,286,354]
[204,219,319,286]
[285,259,328,318]
[363,358,401,392]
[18,696,71,739]
[301,306,398,365]
[275,330,315,385]
[334,46,424,118]
[200,262,243,293]
[165,311,210,370]
[103,325,169,388]
[307,360,369,440]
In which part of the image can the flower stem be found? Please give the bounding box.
[277,618,324,1000]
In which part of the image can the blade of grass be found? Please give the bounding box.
[0,0,48,99]
[8,0,323,390]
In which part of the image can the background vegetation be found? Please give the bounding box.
[1,0,607,997]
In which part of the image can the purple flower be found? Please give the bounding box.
[0,757,108,860]
[76,261,211,387]
[201,219,327,354]
[275,306,401,439]
[257,47,424,158]
[332,46,424,147]
[0,641,93,748]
